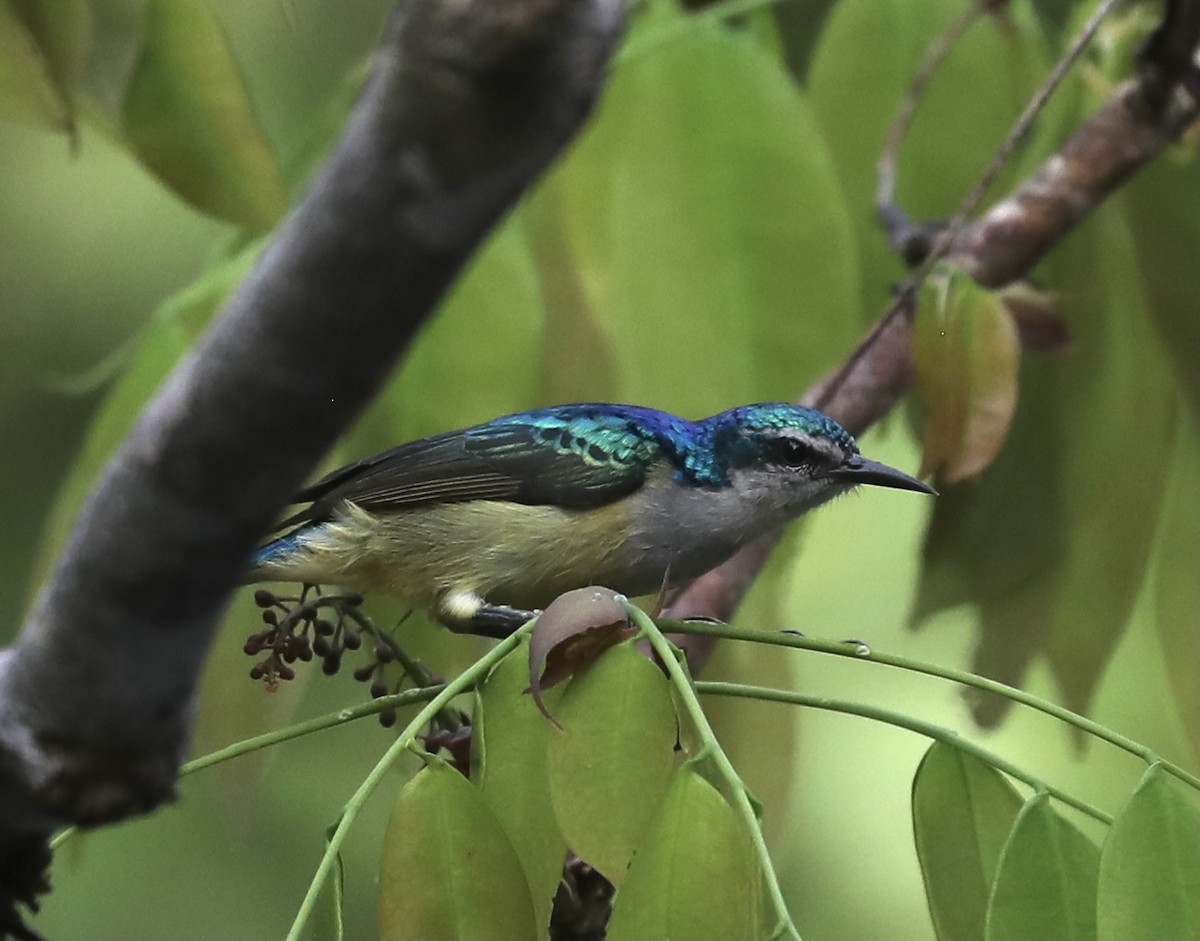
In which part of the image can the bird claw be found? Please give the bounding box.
[455,604,539,639]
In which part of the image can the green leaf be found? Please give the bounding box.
[914,205,1178,725]
[378,757,538,941]
[911,348,1064,632]
[607,761,763,941]
[356,213,544,447]
[475,641,570,935]
[524,182,621,404]
[4,0,90,130]
[912,742,1025,941]
[1038,210,1177,720]
[913,268,1020,483]
[550,8,859,414]
[1097,764,1200,940]
[1153,423,1200,757]
[1123,142,1200,418]
[121,0,287,232]
[546,639,677,887]
[985,793,1100,940]
[30,240,263,594]
[0,0,84,131]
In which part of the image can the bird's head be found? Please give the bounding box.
[701,403,934,515]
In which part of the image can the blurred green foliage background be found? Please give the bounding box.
[0,0,1195,938]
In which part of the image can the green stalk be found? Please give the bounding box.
[185,684,445,776]
[662,619,1200,792]
[697,680,1112,825]
[625,603,802,941]
[49,683,447,853]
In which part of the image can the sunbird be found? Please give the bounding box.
[246,403,933,635]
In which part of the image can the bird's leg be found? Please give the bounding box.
[452,603,541,640]
[437,588,539,639]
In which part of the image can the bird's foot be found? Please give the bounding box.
[450,604,541,640]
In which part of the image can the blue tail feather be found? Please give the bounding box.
[249,528,309,570]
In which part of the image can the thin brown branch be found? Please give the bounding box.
[876,0,989,263]
[950,73,1200,286]
[879,0,1126,276]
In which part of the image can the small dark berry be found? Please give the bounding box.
[322,654,342,676]
[253,590,276,607]
[315,619,335,636]
[375,645,394,664]
[278,665,296,681]
[379,708,397,728]
[352,665,374,682]
[297,645,314,662]
[249,664,265,680]
[370,680,389,699]
[343,632,362,651]
[261,610,278,626]
[243,638,261,655]
[312,637,331,657]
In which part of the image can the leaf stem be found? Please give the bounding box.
[696,680,1112,826]
[185,684,446,776]
[661,619,1200,792]
[284,623,532,941]
[626,603,802,941]
[49,683,448,852]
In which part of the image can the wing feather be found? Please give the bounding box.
[276,406,676,530]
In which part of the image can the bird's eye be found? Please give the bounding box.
[776,437,810,468]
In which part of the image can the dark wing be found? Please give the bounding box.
[277,407,669,530]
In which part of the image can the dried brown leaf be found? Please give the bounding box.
[527,586,633,727]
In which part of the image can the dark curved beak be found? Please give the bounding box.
[829,455,937,495]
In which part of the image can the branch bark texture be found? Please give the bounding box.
[0,0,623,837]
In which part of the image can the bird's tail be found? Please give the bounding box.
[241,527,309,585]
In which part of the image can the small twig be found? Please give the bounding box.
[339,606,464,732]
[876,0,990,258]
[809,289,915,416]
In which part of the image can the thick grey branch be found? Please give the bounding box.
[0,0,623,839]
